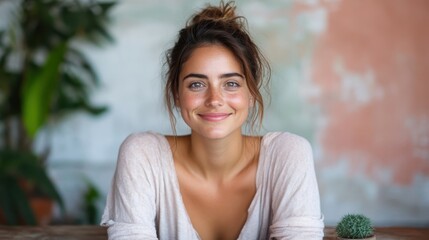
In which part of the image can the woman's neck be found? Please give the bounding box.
[186,131,249,182]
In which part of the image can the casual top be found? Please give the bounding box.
[101,131,324,239]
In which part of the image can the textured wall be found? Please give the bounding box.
[11,0,427,226]
[310,0,429,225]
[314,0,429,184]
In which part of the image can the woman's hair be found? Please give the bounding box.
[164,1,270,134]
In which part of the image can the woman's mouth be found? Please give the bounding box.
[198,113,231,122]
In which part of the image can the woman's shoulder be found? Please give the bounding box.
[117,131,170,161]
[260,131,314,176]
[261,131,313,164]
[119,131,166,149]
[113,131,175,178]
[263,131,311,150]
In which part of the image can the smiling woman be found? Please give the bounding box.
[177,45,251,140]
[100,1,324,239]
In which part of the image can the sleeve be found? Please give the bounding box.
[100,133,159,240]
[268,133,324,240]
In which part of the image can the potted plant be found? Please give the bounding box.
[0,0,115,225]
[336,214,376,240]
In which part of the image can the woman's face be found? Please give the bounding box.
[177,44,252,139]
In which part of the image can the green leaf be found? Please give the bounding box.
[62,72,87,93]
[92,21,114,43]
[67,47,100,85]
[0,46,12,90]
[0,179,18,225]
[53,71,107,116]
[98,2,116,14]
[82,102,108,115]
[0,30,4,45]
[10,180,37,225]
[6,151,64,214]
[0,46,11,67]
[22,42,68,138]
[0,150,65,221]
[83,179,101,224]
[33,167,65,213]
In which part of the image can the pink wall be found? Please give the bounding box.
[303,0,429,225]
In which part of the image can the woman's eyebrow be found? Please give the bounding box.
[220,72,244,79]
[182,73,207,81]
[182,72,244,81]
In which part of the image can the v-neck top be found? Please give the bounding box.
[101,132,324,239]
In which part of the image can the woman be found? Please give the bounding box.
[101,2,324,239]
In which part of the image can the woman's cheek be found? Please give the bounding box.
[180,92,204,109]
[227,93,250,107]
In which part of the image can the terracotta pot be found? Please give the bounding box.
[0,197,54,225]
[337,235,376,240]
[30,197,54,225]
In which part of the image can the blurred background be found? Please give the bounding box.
[0,0,428,227]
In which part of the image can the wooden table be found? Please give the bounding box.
[324,227,429,239]
[0,226,428,239]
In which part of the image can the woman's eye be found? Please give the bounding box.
[225,81,240,88]
[188,82,204,89]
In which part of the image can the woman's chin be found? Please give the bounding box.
[192,128,241,140]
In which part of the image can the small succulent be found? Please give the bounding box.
[336,214,374,239]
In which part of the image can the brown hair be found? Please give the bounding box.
[164,1,270,134]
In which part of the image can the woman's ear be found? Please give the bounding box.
[174,96,180,108]
[249,96,254,107]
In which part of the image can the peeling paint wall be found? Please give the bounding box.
[3,0,427,226]
[309,0,429,225]
[313,0,429,184]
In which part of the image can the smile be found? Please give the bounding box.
[198,113,231,122]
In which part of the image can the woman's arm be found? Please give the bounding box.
[269,133,324,240]
[101,133,159,240]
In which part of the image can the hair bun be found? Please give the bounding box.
[189,1,241,27]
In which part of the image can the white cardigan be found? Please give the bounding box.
[101,131,324,239]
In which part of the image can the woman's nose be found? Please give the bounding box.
[205,87,224,107]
